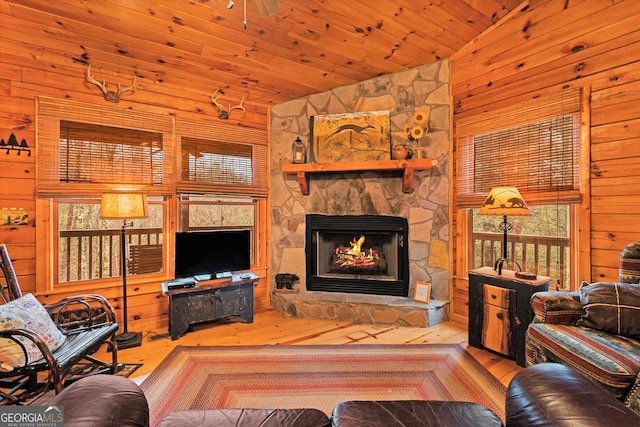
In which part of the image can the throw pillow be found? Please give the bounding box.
[0,293,67,370]
[577,281,640,340]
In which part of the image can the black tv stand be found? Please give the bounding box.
[164,273,257,340]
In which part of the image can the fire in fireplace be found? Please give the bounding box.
[306,214,409,296]
[331,234,386,274]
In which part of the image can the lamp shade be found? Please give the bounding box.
[479,186,531,217]
[100,193,148,219]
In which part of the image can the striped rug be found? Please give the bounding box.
[141,344,506,426]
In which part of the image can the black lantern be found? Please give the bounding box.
[291,137,306,164]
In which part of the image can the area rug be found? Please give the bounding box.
[141,344,506,426]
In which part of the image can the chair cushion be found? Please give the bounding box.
[0,293,66,370]
[526,323,640,399]
[577,281,640,339]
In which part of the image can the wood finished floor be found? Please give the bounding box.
[105,309,521,387]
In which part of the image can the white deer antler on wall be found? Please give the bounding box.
[86,65,137,103]
[211,89,245,119]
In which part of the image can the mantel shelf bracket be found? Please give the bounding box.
[296,171,310,195]
[281,158,436,195]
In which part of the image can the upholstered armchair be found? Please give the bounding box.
[525,242,640,414]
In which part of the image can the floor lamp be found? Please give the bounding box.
[479,186,531,275]
[100,193,148,349]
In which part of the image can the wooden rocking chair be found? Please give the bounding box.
[0,244,120,404]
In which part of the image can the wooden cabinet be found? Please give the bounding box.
[468,267,551,367]
[481,284,515,358]
[165,274,257,340]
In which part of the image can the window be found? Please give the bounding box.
[36,97,268,290]
[175,118,269,271]
[471,205,570,288]
[178,195,258,265]
[37,97,174,288]
[454,90,585,290]
[56,198,164,284]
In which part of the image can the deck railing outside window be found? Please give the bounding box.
[472,232,570,289]
[58,228,163,283]
[58,225,254,283]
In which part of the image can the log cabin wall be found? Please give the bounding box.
[450,0,640,321]
[0,5,270,334]
[2,0,638,333]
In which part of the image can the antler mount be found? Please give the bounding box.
[86,65,137,103]
[211,89,245,119]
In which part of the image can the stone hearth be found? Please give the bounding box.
[271,290,449,328]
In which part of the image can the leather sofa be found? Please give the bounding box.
[31,374,503,427]
[156,400,504,427]
[33,374,149,427]
[30,364,640,426]
[506,363,640,426]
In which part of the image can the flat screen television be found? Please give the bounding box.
[174,229,251,279]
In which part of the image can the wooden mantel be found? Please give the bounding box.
[281,158,436,194]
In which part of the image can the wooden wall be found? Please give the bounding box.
[0,4,270,334]
[450,0,640,318]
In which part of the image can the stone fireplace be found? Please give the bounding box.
[269,60,451,328]
[306,214,409,296]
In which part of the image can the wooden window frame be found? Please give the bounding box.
[35,97,270,292]
[453,89,591,293]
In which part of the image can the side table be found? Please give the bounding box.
[468,267,551,366]
[163,273,257,340]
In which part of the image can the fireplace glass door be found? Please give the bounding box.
[306,214,409,296]
[315,231,399,281]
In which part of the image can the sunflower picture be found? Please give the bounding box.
[404,110,429,142]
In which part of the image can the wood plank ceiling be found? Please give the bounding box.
[3,0,523,107]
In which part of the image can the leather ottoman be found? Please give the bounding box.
[331,400,503,427]
[156,408,330,427]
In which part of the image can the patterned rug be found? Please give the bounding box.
[141,344,506,426]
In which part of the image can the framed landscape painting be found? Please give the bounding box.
[310,110,391,163]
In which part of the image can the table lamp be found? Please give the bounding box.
[479,186,531,275]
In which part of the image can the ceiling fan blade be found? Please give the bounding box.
[250,0,279,17]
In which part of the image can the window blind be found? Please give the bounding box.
[60,121,163,186]
[176,118,268,197]
[455,90,581,208]
[37,96,174,197]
